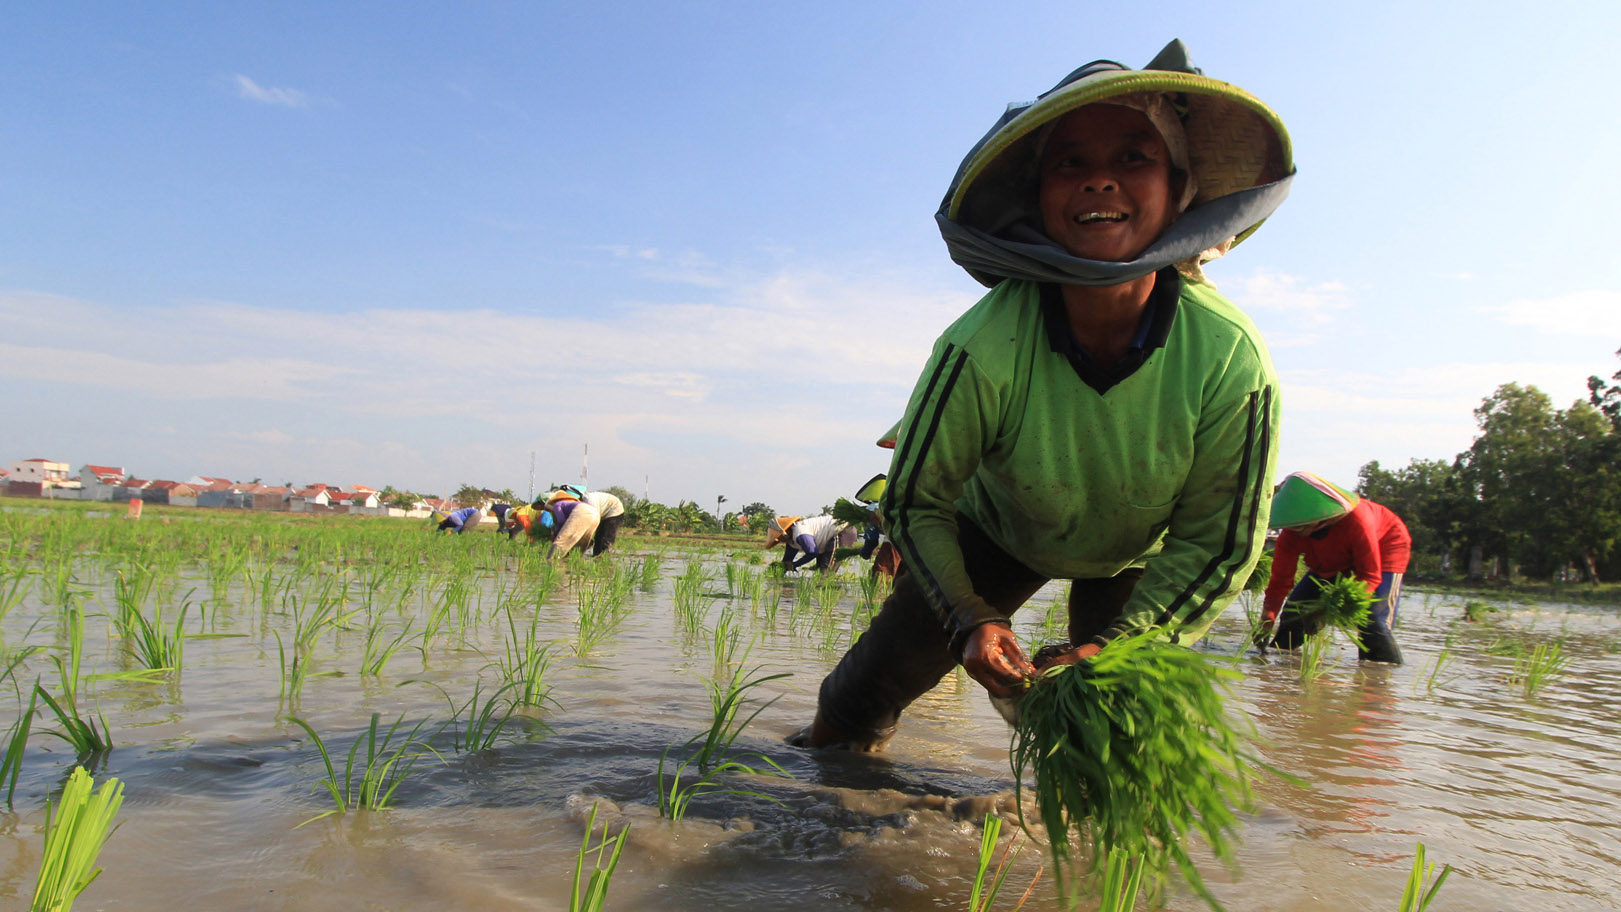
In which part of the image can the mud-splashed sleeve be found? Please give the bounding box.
[880,339,1004,648]
[1103,343,1280,645]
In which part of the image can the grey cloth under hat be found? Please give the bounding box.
[937,39,1295,287]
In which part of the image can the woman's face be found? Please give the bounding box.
[1038,105,1176,262]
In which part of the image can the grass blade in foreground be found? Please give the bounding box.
[1009,630,1255,910]
[31,765,124,912]
[970,811,1041,912]
[1396,841,1452,912]
[570,802,628,912]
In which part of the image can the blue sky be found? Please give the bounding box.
[3,1,1618,513]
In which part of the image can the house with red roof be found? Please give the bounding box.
[81,464,128,501]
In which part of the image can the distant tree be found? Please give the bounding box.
[1456,383,1619,580]
[1356,458,1461,571]
[451,483,487,506]
[378,485,419,510]
[739,502,775,523]
[1587,348,1621,431]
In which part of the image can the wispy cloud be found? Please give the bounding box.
[1225,270,1351,328]
[0,268,974,503]
[1481,289,1621,337]
[234,74,311,108]
[1274,358,1601,485]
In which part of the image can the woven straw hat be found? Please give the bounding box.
[940,39,1293,287]
[763,515,802,549]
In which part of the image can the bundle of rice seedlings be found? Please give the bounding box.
[31,766,124,912]
[830,497,874,528]
[1297,574,1374,640]
[1240,549,1273,593]
[1009,630,1256,910]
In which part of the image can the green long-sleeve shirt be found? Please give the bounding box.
[880,270,1278,649]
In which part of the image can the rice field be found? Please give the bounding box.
[1,501,1618,910]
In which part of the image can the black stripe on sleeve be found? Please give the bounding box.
[885,345,972,631]
[1155,384,1273,630]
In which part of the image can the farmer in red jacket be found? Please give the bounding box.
[1260,472,1411,664]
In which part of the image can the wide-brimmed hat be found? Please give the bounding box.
[938,39,1294,288]
[763,515,802,549]
[1269,472,1360,529]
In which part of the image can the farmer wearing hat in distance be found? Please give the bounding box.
[764,514,854,572]
[436,505,487,534]
[578,489,627,555]
[505,503,541,540]
[1259,472,1411,664]
[790,39,1293,751]
[540,489,601,558]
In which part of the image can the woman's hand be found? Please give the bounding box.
[961,623,1038,697]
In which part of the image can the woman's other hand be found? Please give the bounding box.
[961,623,1038,697]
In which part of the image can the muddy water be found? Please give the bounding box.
[1,554,1619,911]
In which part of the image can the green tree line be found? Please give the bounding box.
[1356,351,1621,582]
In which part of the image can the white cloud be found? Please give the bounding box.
[0,267,974,504]
[1274,358,1602,486]
[234,74,310,108]
[0,342,361,400]
[1225,269,1351,328]
[1481,289,1621,337]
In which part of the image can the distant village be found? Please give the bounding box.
[2,457,465,518]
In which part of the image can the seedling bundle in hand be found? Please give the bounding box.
[1008,630,1256,910]
[1298,574,1374,642]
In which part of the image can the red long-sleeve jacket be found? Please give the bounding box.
[1262,499,1411,618]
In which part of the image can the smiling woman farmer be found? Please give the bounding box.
[791,40,1294,751]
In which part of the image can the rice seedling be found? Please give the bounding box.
[287,712,441,825]
[1297,631,1333,684]
[115,597,189,673]
[1396,841,1451,912]
[569,802,629,912]
[655,750,784,822]
[0,562,33,627]
[30,765,124,912]
[573,580,632,658]
[1008,630,1256,909]
[1096,850,1149,912]
[359,617,416,678]
[1413,648,1459,695]
[691,658,791,773]
[1461,600,1498,623]
[1483,638,1526,658]
[969,812,1041,912]
[1,686,37,805]
[709,608,744,675]
[656,653,791,821]
[1507,641,1571,697]
[636,553,664,592]
[494,609,555,709]
[36,609,112,759]
[1240,549,1273,593]
[671,563,713,634]
[411,679,519,752]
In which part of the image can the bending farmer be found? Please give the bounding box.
[764,515,852,572]
[436,505,487,534]
[791,40,1293,751]
[1260,472,1410,664]
[542,491,601,558]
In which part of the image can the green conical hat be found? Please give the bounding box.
[853,473,887,504]
[1269,472,1360,529]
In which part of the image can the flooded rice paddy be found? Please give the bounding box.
[1,508,1619,911]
